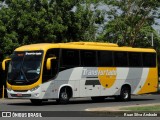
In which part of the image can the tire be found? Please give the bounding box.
[56,88,70,104]
[120,86,131,101]
[30,99,43,105]
[91,96,105,102]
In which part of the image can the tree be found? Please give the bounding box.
[0,0,104,57]
[99,0,160,47]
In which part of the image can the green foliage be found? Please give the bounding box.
[0,0,104,57]
[121,105,160,111]
[1,0,160,59]
[99,0,160,48]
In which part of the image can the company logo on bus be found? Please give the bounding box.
[82,68,117,77]
[25,52,42,56]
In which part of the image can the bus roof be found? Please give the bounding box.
[15,42,156,53]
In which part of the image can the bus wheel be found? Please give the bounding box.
[56,88,70,104]
[120,86,131,101]
[30,99,42,105]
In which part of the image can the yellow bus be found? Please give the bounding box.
[2,42,158,104]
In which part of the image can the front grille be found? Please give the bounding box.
[11,94,31,97]
[13,90,28,92]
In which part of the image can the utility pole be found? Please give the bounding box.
[151,33,154,47]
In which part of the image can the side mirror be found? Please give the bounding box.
[46,57,56,70]
[2,58,11,71]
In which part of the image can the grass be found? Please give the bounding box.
[121,105,160,111]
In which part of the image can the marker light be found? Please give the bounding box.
[30,86,39,92]
[7,88,12,91]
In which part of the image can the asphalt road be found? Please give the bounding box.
[0,94,160,112]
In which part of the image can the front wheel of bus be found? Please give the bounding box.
[56,88,70,104]
[30,99,43,105]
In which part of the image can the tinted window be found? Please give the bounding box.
[143,53,156,67]
[81,50,97,66]
[114,52,128,67]
[61,49,80,66]
[98,51,113,66]
[42,49,59,82]
[129,52,142,67]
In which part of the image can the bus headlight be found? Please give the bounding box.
[30,86,39,92]
[34,93,39,97]
[7,88,12,91]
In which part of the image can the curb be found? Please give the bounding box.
[85,103,160,111]
[0,98,28,103]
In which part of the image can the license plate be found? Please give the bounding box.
[17,93,22,97]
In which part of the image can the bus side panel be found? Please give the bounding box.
[137,68,158,94]
[99,67,129,96]
[67,67,82,97]
[39,67,158,99]
[99,67,158,96]
[132,68,149,94]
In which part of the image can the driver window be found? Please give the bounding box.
[42,49,59,83]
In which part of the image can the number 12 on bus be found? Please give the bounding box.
[2,42,158,105]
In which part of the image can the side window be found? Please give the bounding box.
[114,52,128,67]
[81,50,97,67]
[98,51,113,66]
[129,52,142,67]
[143,53,156,67]
[42,49,59,82]
[61,49,80,66]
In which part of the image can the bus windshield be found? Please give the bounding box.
[7,51,43,85]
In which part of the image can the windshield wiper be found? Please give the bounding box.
[20,67,29,83]
[20,55,30,83]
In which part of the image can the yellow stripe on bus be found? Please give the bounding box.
[138,68,158,94]
[7,78,42,90]
[98,67,117,88]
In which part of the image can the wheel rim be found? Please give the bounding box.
[123,91,129,99]
[61,92,68,100]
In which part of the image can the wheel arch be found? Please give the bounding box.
[121,84,131,92]
[114,84,132,101]
[58,84,73,98]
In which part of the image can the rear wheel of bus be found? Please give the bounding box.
[121,86,131,101]
[115,85,131,101]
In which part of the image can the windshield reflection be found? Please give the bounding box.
[8,51,43,84]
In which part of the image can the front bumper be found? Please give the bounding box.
[7,87,41,99]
